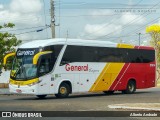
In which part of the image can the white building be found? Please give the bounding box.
[0,70,10,83]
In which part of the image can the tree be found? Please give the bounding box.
[0,23,21,72]
[146,24,160,80]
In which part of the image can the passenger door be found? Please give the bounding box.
[37,54,52,94]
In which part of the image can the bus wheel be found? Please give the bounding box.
[55,83,70,98]
[36,95,47,99]
[103,91,114,94]
[122,80,136,94]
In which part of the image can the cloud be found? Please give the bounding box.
[0,10,42,25]
[0,4,4,9]
[10,0,42,14]
[0,0,44,41]
[80,10,146,40]
[141,40,148,46]
[17,33,42,41]
[0,0,43,26]
[120,13,146,25]
[83,23,122,39]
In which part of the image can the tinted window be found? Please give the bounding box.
[38,45,63,76]
[38,54,51,76]
[60,45,155,65]
[60,46,97,65]
[44,45,63,59]
[97,47,125,62]
[127,49,155,63]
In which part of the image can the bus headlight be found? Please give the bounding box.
[28,80,42,86]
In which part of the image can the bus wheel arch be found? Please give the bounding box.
[55,80,72,98]
[122,79,136,94]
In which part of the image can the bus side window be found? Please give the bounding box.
[60,46,76,65]
[60,57,71,65]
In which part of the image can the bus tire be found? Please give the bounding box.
[55,83,70,98]
[122,80,136,94]
[36,95,47,99]
[103,91,114,94]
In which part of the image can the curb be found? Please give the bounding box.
[108,104,160,111]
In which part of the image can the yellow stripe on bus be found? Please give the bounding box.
[89,63,124,92]
[89,43,135,92]
[10,78,39,86]
[117,43,134,48]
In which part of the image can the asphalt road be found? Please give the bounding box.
[0,87,160,111]
[0,87,160,119]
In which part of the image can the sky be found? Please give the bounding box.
[0,0,160,45]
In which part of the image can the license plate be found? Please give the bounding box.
[16,89,22,93]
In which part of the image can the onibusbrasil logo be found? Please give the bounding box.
[1,112,42,118]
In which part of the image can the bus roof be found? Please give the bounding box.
[19,38,118,48]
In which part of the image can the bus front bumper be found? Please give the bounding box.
[9,84,38,95]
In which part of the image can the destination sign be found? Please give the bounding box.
[16,49,38,56]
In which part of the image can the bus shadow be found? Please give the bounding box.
[13,91,151,100]
[65,91,151,99]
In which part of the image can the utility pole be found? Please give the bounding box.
[66,30,69,38]
[138,33,141,46]
[50,0,55,38]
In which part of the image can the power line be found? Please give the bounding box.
[54,2,159,7]
[1,14,42,23]
[56,14,121,17]
[45,13,157,18]
[93,16,159,40]
[93,15,160,41]
[21,38,49,42]
[81,15,122,38]
[0,26,46,32]
[95,33,147,40]
[119,15,160,39]
[94,1,160,40]
[53,1,160,8]
[15,25,50,35]
[83,0,144,38]
[141,35,151,40]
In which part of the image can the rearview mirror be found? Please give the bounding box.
[3,53,16,66]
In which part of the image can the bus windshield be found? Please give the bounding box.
[11,55,37,80]
[10,45,63,80]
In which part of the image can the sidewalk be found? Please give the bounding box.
[0,88,10,95]
[109,85,160,111]
[108,103,160,111]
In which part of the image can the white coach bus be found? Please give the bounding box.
[3,38,156,98]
